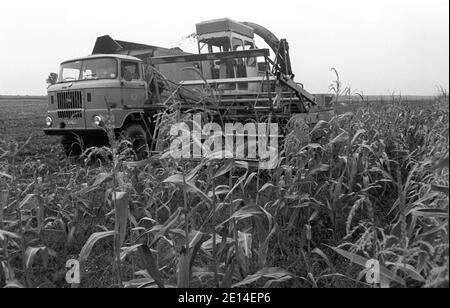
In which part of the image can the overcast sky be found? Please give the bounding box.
[0,0,448,96]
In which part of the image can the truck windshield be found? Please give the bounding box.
[58,58,118,82]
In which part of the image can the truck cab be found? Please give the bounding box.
[195,18,260,92]
[44,34,203,157]
[45,54,147,135]
[44,54,152,156]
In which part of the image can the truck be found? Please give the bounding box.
[44,18,334,159]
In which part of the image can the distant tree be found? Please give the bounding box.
[46,73,58,86]
[436,85,448,101]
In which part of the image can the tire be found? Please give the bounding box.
[121,124,149,161]
[61,134,84,157]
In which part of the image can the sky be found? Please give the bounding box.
[0,0,448,96]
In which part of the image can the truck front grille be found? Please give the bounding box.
[57,110,83,119]
[57,91,83,119]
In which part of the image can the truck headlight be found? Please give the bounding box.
[93,115,104,127]
[45,116,53,127]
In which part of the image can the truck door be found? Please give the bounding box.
[120,61,147,109]
[244,41,259,92]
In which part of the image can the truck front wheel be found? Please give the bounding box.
[61,134,84,157]
[120,124,149,161]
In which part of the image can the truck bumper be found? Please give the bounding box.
[43,128,106,136]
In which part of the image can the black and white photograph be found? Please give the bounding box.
[0,0,448,293]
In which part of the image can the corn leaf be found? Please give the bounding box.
[219,205,263,226]
[0,191,8,227]
[431,184,449,196]
[78,231,116,266]
[213,159,235,179]
[25,246,56,269]
[0,172,13,180]
[76,172,113,195]
[164,173,212,205]
[312,248,336,273]
[244,172,257,189]
[409,208,449,219]
[188,232,209,272]
[149,208,182,247]
[328,246,405,285]
[123,277,156,288]
[431,153,449,171]
[3,280,24,289]
[0,229,21,241]
[120,244,144,262]
[351,129,366,146]
[385,262,425,283]
[329,131,349,145]
[185,181,212,205]
[18,194,37,210]
[232,267,293,288]
[113,191,129,247]
[225,172,248,200]
[177,249,190,288]
[220,261,236,288]
[258,183,274,193]
[138,244,165,288]
[308,164,330,176]
[310,120,329,136]
[1,260,18,285]
[202,235,234,251]
[238,231,253,258]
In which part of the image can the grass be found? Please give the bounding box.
[0,91,448,288]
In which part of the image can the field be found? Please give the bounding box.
[0,99,57,158]
[0,94,448,288]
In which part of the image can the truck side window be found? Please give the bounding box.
[121,62,140,80]
[245,41,257,67]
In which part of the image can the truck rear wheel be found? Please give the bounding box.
[120,124,149,161]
